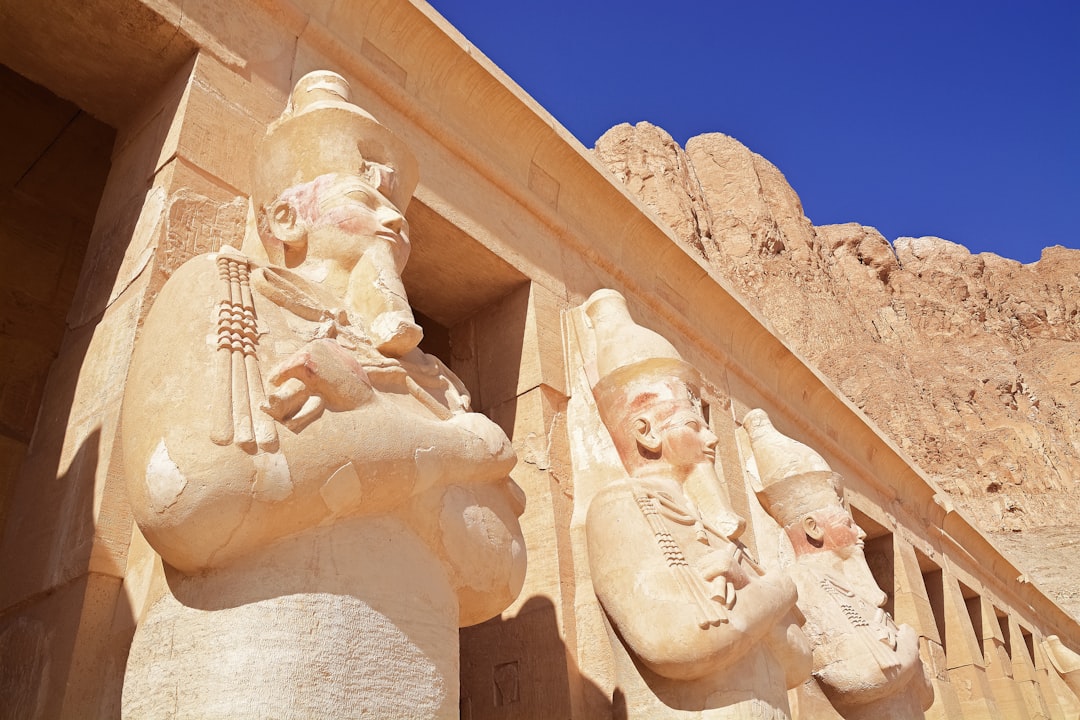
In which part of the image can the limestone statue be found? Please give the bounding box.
[582,289,811,719]
[745,409,933,720]
[120,71,526,719]
[1044,635,1080,699]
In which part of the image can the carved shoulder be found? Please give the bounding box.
[122,253,269,572]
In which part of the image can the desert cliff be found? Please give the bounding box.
[594,122,1080,618]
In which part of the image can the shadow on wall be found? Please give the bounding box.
[460,595,611,719]
[0,428,133,719]
[0,55,175,718]
[0,430,102,720]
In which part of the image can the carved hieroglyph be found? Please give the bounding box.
[745,409,933,719]
[120,71,526,719]
[580,289,811,719]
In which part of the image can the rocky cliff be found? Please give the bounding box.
[593,122,1080,617]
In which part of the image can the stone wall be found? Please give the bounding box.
[0,66,113,534]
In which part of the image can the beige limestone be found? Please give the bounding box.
[746,408,933,719]
[591,121,715,259]
[119,71,526,718]
[575,289,811,719]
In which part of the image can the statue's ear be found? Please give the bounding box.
[802,514,824,543]
[633,417,662,454]
[264,199,308,247]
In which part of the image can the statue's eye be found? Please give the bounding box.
[347,189,373,206]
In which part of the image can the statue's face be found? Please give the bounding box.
[657,407,718,468]
[807,503,866,558]
[275,172,421,356]
[306,174,410,270]
[806,503,890,607]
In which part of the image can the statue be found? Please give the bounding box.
[582,290,811,719]
[1044,635,1080,699]
[119,71,526,719]
[745,409,933,719]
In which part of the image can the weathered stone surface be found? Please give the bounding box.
[594,123,1080,619]
[592,123,714,258]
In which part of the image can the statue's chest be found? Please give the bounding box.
[638,492,725,564]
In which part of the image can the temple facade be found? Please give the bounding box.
[1,1,1078,718]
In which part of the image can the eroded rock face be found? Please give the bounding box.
[592,123,715,258]
[594,122,1080,619]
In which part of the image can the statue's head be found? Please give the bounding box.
[252,71,418,218]
[585,290,715,479]
[596,363,717,477]
[745,409,867,560]
[252,71,422,356]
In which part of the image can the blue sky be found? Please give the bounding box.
[428,1,1078,264]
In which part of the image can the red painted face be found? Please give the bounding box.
[313,175,411,270]
[275,173,410,270]
[658,408,718,468]
[809,504,866,557]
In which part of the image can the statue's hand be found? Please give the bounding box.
[263,339,373,432]
[696,543,751,591]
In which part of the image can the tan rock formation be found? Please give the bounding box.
[591,122,715,258]
[594,122,1080,619]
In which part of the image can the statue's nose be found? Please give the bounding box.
[377,206,407,236]
[704,429,719,450]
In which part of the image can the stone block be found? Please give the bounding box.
[942,572,988,672]
[949,663,1004,719]
[0,337,53,431]
[0,286,142,608]
[68,110,169,328]
[15,112,114,224]
[989,673,1032,720]
[160,53,283,195]
[146,0,299,92]
[0,65,79,190]
[460,597,573,720]
[922,639,965,719]
[0,420,100,608]
[0,192,81,304]
[0,572,126,720]
[492,385,566,616]
[0,435,27,539]
[474,283,531,410]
